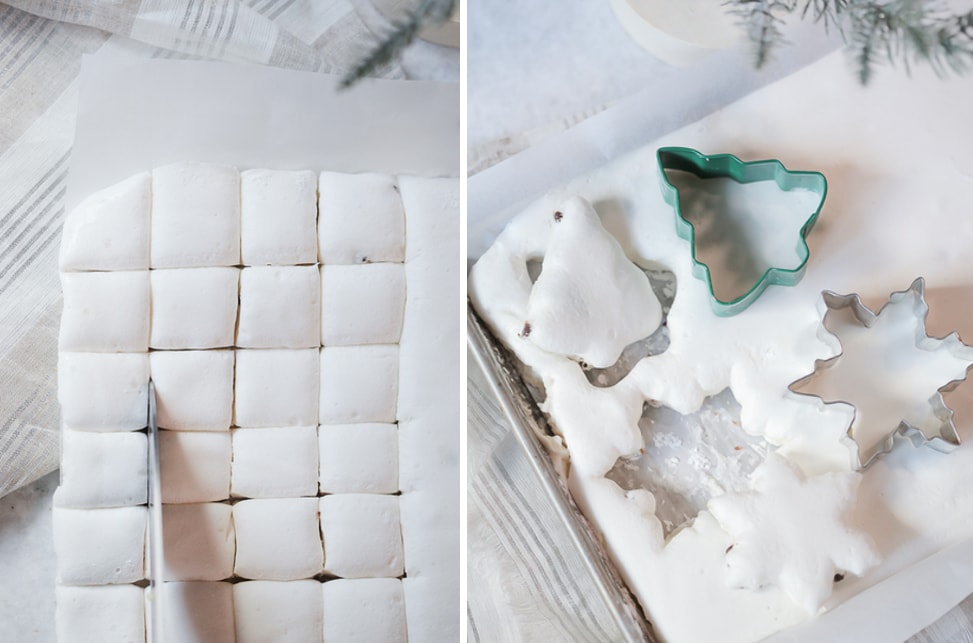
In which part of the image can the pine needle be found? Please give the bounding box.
[341,0,455,89]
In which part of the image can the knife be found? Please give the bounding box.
[145,379,165,643]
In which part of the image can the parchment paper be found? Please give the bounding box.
[466,50,973,643]
[68,47,459,211]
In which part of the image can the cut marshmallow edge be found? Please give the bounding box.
[60,164,412,273]
[58,342,404,434]
[52,494,409,587]
[56,578,409,643]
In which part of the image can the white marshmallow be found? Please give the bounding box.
[231,426,318,499]
[237,266,320,349]
[162,503,235,581]
[319,494,403,579]
[318,172,405,264]
[232,580,323,643]
[59,271,150,353]
[233,498,323,580]
[55,584,145,643]
[53,507,145,585]
[150,267,239,349]
[150,350,234,431]
[54,430,147,508]
[60,171,151,271]
[321,579,406,643]
[318,424,398,494]
[320,264,405,346]
[151,163,241,268]
[241,169,318,266]
[319,346,398,424]
[58,352,149,431]
[234,349,319,428]
[162,582,234,643]
[160,430,231,503]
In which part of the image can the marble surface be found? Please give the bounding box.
[0,471,58,643]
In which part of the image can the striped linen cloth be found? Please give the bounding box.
[0,0,455,499]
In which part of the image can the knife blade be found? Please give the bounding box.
[145,379,165,643]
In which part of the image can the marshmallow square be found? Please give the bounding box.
[241,169,318,266]
[318,172,405,264]
[231,426,318,498]
[318,424,398,494]
[160,430,232,503]
[162,503,235,581]
[234,349,319,428]
[321,579,406,643]
[60,171,151,271]
[58,352,149,431]
[54,430,147,508]
[233,580,323,643]
[237,266,320,349]
[234,498,323,580]
[319,495,403,578]
[319,346,398,424]
[150,267,239,349]
[320,264,405,346]
[59,271,150,352]
[150,350,234,430]
[151,163,241,268]
[163,582,234,643]
[56,584,145,643]
[53,507,145,585]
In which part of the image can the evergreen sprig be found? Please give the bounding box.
[728,0,973,84]
[341,0,456,89]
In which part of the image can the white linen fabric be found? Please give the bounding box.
[0,0,454,499]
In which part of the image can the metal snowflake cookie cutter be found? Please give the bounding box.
[788,277,973,470]
[657,147,827,316]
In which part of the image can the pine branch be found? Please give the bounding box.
[341,0,456,89]
[727,0,797,69]
[727,0,973,84]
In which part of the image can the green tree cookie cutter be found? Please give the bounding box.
[657,147,828,316]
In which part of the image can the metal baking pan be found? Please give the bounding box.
[468,304,660,643]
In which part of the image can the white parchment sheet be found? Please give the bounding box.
[68,47,459,210]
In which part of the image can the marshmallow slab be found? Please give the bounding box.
[53,507,145,585]
[162,503,235,581]
[322,579,407,643]
[234,498,323,580]
[54,430,147,508]
[318,424,398,494]
[163,582,234,643]
[151,163,241,268]
[150,350,234,431]
[58,352,149,432]
[55,584,145,643]
[60,171,151,271]
[150,267,239,349]
[241,169,318,266]
[59,271,150,353]
[319,495,403,578]
[231,426,318,498]
[160,430,232,503]
[234,349,319,428]
[237,266,320,349]
[320,264,406,346]
[318,172,405,264]
[233,580,323,643]
[319,346,398,424]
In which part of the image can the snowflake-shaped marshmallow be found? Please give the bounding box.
[707,452,879,614]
